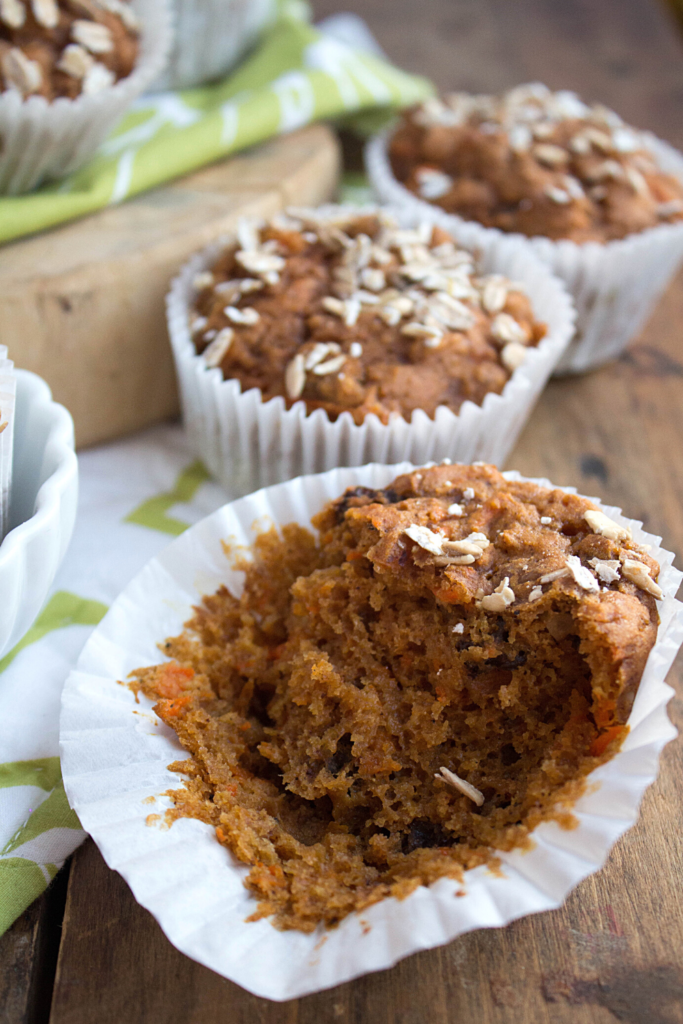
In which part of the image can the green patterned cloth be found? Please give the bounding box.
[0,427,230,934]
[0,1,431,244]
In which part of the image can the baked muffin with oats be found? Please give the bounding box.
[132,463,661,932]
[388,83,683,243]
[189,209,546,426]
[0,0,139,99]
[368,84,683,372]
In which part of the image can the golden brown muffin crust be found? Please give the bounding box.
[389,85,683,243]
[189,211,546,425]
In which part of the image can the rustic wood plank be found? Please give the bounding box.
[42,0,683,1021]
[0,861,70,1024]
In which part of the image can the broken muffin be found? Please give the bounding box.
[132,464,660,932]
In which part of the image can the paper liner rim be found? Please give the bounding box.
[60,462,683,1001]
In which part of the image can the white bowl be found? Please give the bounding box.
[0,370,78,659]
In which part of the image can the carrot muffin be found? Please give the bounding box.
[0,0,139,99]
[188,211,546,425]
[133,464,661,932]
[388,83,683,243]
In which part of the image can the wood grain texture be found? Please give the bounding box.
[7,0,683,1021]
[0,863,69,1024]
[0,124,340,449]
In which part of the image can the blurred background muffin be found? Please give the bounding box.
[367,83,683,373]
[0,0,170,193]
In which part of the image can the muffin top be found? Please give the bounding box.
[132,463,661,931]
[389,83,683,243]
[189,209,546,426]
[0,0,139,100]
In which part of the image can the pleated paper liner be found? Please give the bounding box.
[0,0,171,195]
[366,130,683,373]
[0,346,15,539]
[60,462,683,1001]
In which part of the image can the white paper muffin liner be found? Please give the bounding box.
[366,130,683,374]
[0,0,172,195]
[166,205,575,498]
[60,461,683,1001]
[150,0,276,91]
[0,346,16,540]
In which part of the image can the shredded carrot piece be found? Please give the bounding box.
[155,663,194,698]
[594,699,617,729]
[159,694,193,718]
[590,725,626,757]
[346,550,365,561]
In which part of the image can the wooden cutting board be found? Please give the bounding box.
[0,124,341,448]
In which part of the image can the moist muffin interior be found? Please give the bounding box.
[0,0,139,100]
[389,83,683,243]
[132,464,661,932]
[189,210,546,425]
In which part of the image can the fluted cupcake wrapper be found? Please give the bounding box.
[0,0,172,195]
[0,347,15,540]
[60,461,683,1000]
[166,204,575,498]
[149,0,276,91]
[366,130,683,373]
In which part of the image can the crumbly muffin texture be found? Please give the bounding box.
[389,83,683,243]
[189,210,546,425]
[0,0,139,100]
[132,465,661,932]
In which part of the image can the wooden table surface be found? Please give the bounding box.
[3,1,683,1021]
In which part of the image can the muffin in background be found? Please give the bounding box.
[0,0,170,194]
[367,83,683,372]
[388,84,683,242]
[167,205,574,496]
[189,209,547,425]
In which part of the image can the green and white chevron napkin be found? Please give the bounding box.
[0,425,229,934]
[0,1,431,244]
